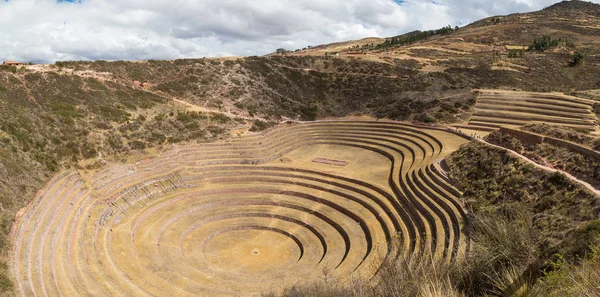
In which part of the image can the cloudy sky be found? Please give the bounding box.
[0,0,596,63]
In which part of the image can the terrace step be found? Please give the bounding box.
[476,99,591,114]
[473,109,595,126]
[475,104,595,120]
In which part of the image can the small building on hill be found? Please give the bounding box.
[3,61,23,66]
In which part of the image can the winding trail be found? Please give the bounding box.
[476,138,600,197]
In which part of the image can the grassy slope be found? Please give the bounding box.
[448,143,600,296]
[448,142,599,260]
[522,123,600,149]
[447,142,600,296]
[486,130,600,189]
[55,57,477,122]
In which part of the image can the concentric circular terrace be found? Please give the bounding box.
[12,121,469,296]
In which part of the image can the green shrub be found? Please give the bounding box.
[522,123,594,146]
[413,112,436,123]
[96,105,130,123]
[565,220,600,260]
[128,140,146,150]
[376,25,457,50]
[146,132,166,144]
[84,78,107,91]
[592,103,600,116]
[440,102,459,113]
[593,139,600,151]
[569,52,584,67]
[176,111,195,123]
[0,65,17,74]
[210,113,231,124]
[207,125,225,135]
[249,120,275,132]
[0,269,12,292]
[107,134,124,151]
[447,141,599,253]
[300,104,318,121]
[533,251,600,296]
[50,103,80,123]
[184,122,200,130]
[455,212,537,296]
[529,36,560,52]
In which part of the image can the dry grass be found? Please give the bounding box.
[489,266,532,297]
[532,252,600,297]
[265,210,538,297]
[264,251,466,297]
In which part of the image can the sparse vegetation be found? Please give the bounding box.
[529,36,560,52]
[487,131,600,188]
[532,251,600,297]
[522,123,598,148]
[569,51,584,67]
[249,119,276,132]
[448,142,599,258]
[0,65,17,74]
[375,26,457,50]
[265,251,464,297]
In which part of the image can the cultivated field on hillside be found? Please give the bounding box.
[461,90,599,133]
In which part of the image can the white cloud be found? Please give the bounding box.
[0,0,597,63]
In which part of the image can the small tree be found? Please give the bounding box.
[569,52,584,67]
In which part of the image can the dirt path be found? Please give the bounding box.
[15,76,40,107]
[476,139,600,197]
